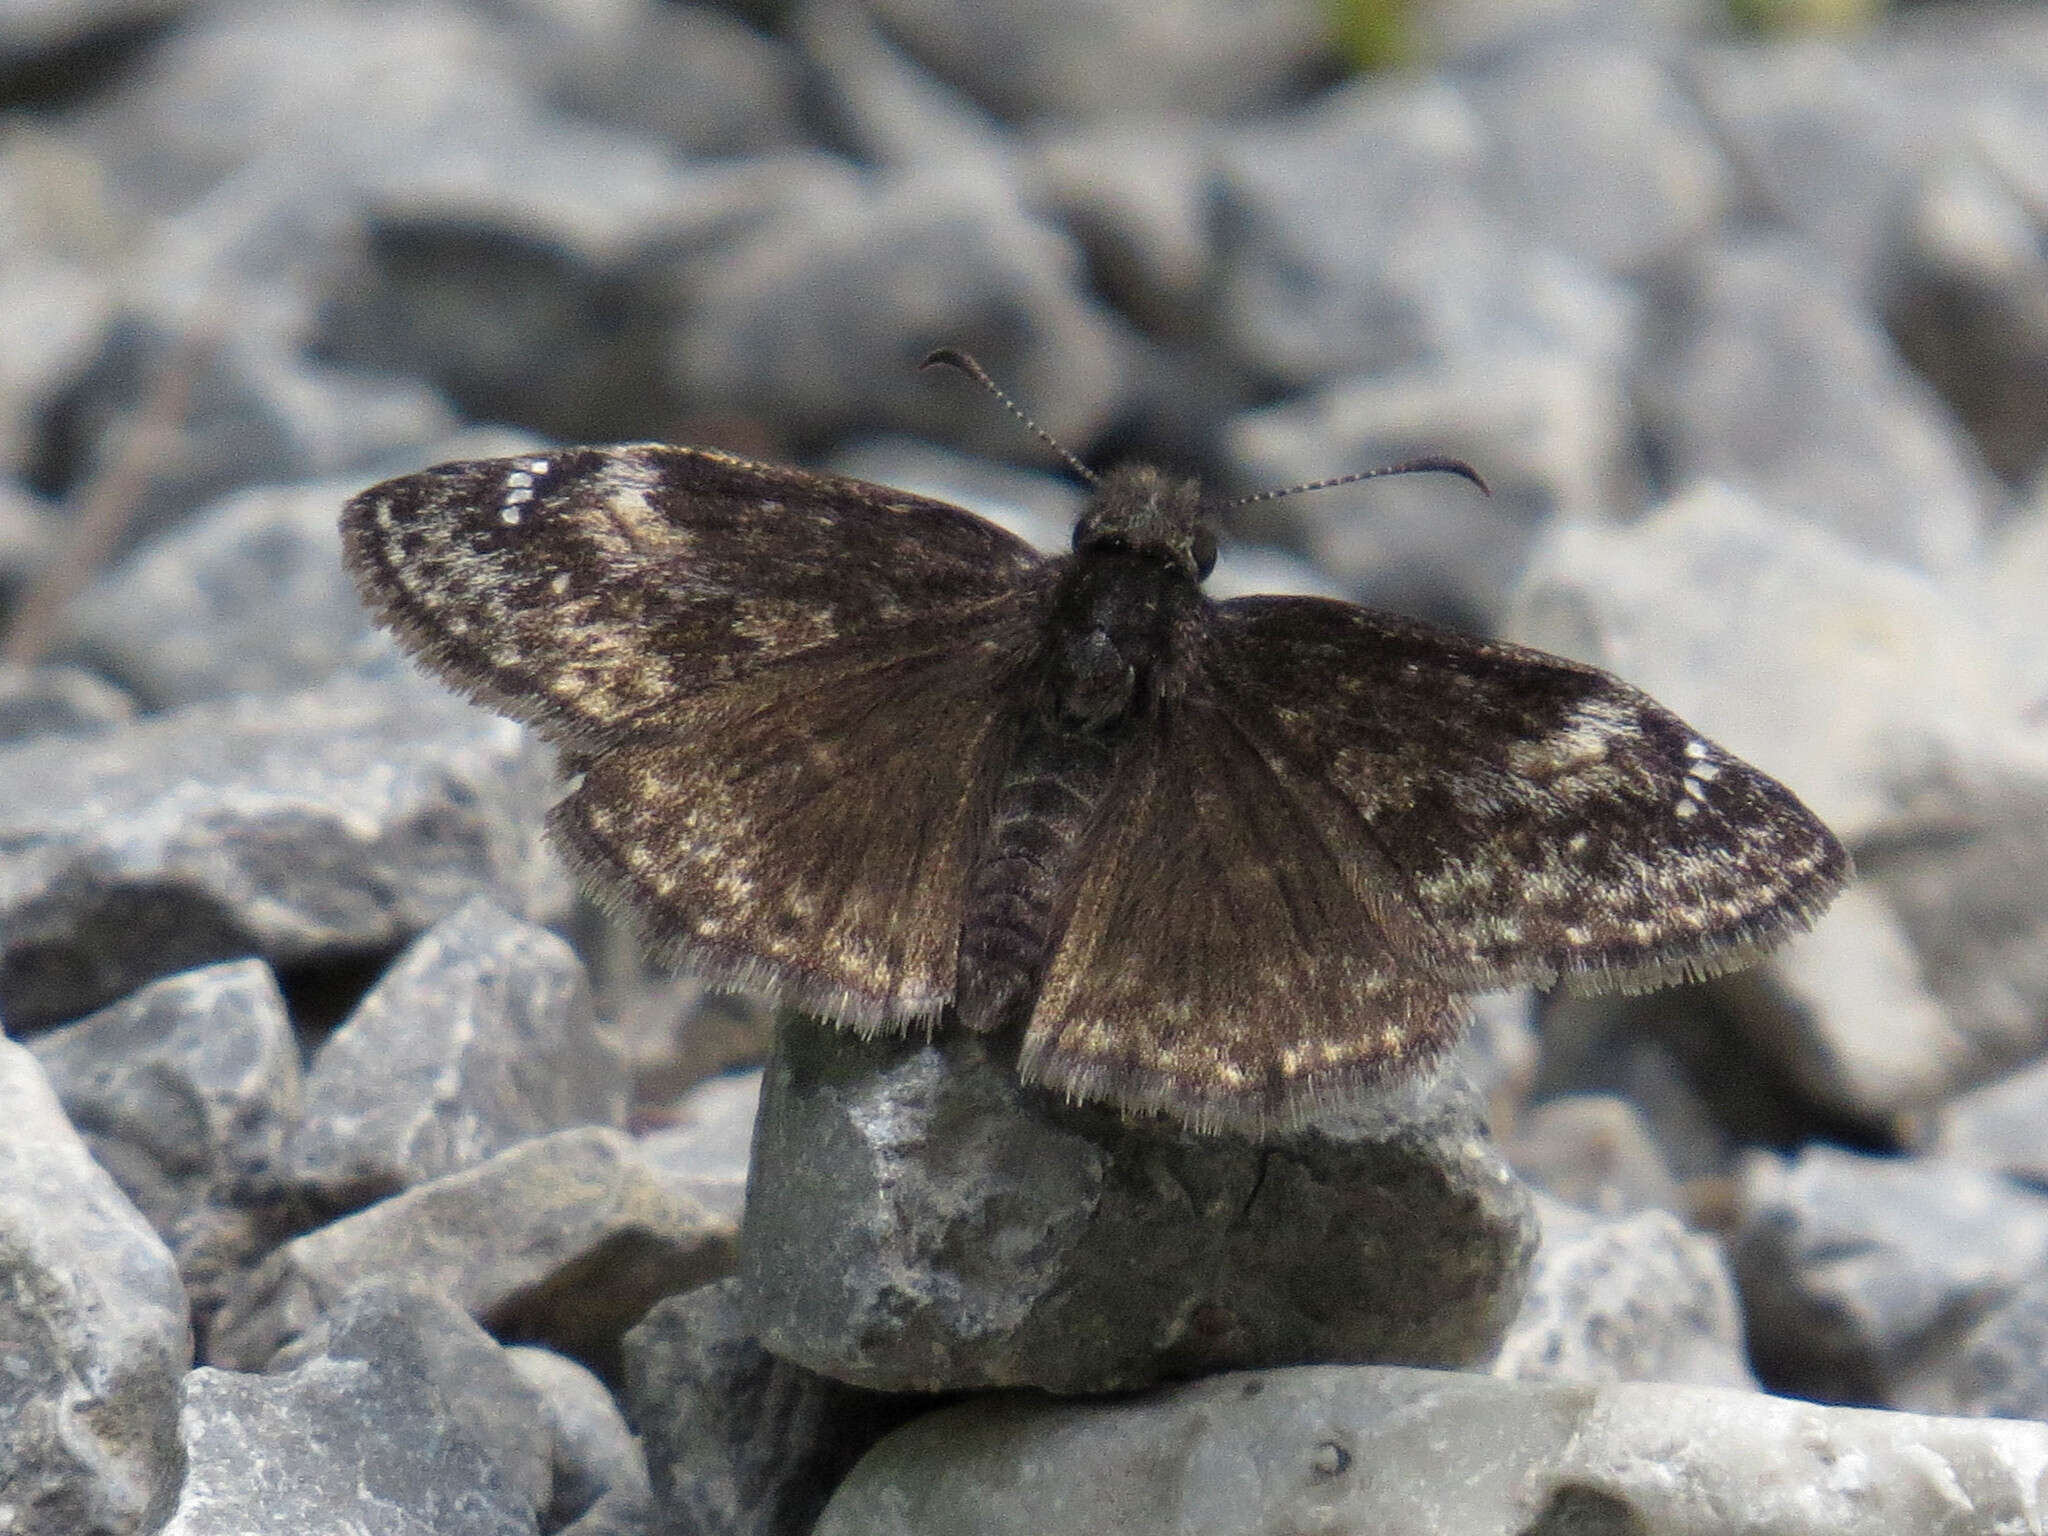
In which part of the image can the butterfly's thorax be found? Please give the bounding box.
[956,547,1208,1035]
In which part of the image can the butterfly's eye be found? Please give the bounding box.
[1192,526,1217,580]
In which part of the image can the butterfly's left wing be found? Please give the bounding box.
[1202,595,1850,995]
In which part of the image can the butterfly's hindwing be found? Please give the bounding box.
[551,598,1046,1027]
[1020,689,1462,1133]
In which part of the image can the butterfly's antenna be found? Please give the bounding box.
[921,348,1099,488]
[1231,455,1490,506]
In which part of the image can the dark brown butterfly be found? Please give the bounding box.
[340,353,1848,1133]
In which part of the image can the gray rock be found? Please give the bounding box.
[1506,479,2014,845]
[1470,42,1727,278]
[0,1036,190,1536]
[1920,1052,2048,1188]
[622,1280,926,1536]
[1454,990,1541,1135]
[817,1363,2048,1536]
[505,1345,651,1533]
[861,0,1330,119]
[26,959,303,1344]
[0,0,187,81]
[1711,880,1971,1121]
[1025,120,1215,339]
[794,0,1012,172]
[1860,747,2048,1084]
[670,163,1127,460]
[1990,488,2048,711]
[210,1126,737,1377]
[0,662,134,742]
[161,1357,536,1536]
[554,1486,655,1536]
[637,1070,762,1229]
[292,896,628,1212]
[40,314,457,555]
[0,666,571,1030]
[1686,33,1943,295]
[1212,76,1636,389]
[742,1016,1534,1394]
[546,4,803,158]
[1891,125,2048,486]
[269,1283,553,1521]
[1504,1094,1683,1218]
[1493,1193,1753,1390]
[63,438,530,708]
[1733,1145,2048,1406]
[1905,1269,2048,1423]
[1637,237,1989,574]
[1225,351,1634,626]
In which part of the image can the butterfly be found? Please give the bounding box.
[340,351,1849,1134]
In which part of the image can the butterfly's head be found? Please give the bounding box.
[1073,464,1219,583]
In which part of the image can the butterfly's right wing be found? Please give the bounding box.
[344,443,1053,1026]
[341,444,1046,751]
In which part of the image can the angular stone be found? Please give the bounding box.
[1637,237,1988,574]
[1903,1269,2048,1423]
[670,163,1125,460]
[292,897,627,1212]
[1507,479,2014,844]
[0,662,133,743]
[1711,881,1971,1121]
[817,1364,2048,1536]
[268,1283,553,1521]
[1733,1145,2048,1406]
[1226,351,1633,626]
[505,1345,652,1533]
[160,1357,535,1536]
[862,0,1330,119]
[1469,42,1727,277]
[0,1037,190,1536]
[637,1070,762,1229]
[27,959,303,1343]
[1504,1094,1682,1218]
[1212,75,1636,388]
[0,666,571,1029]
[623,1280,925,1536]
[1919,1052,2048,1187]
[1492,1194,1753,1390]
[742,1017,1534,1393]
[210,1126,736,1377]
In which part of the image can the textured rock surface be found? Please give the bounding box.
[160,1357,535,1536]
[623,1279,925,1536]
[26,959,302,1344]
[210,1126,736,1376]
[505,1344,652,1533]
[0,1037,191,1536]
[744,1016,1534,1393]
[1734,1144,2048,1407]
[817,1364,2048,1536]
[267,1283,553,1521]
[0,668,571,1029]
[291,896,628,1211]
[1493,1194,1753,1390]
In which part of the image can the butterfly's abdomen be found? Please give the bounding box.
[956,721,1119,1035]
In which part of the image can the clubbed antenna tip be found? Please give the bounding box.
[1232,455,1490,507]
[920,348,1098,488]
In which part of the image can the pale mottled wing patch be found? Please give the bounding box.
[1205,596,1850,994]
[550,601,1042,1026]
[1020,695,1462,1134]
[340,445,1045,750]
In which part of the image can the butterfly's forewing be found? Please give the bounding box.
[343,445,1051,1025]
[340,446,1044,750]
[1019,690,1463,1133]
[1203,596,1851,995]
